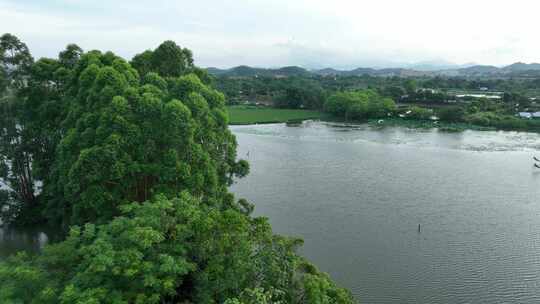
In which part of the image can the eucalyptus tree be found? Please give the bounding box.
[0,33,33,90]
[0,33,83,224]
[45,49,248,225]
[131,40,194,78]
[131,40,212,84]
[0,33,36,223]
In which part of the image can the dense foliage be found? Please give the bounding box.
[0,194,351,303]
[130,41,211,84]
[0,34,354,303]
[215,72,540,106]
[324,90,396,120]
[274,79,325,109]
[44,48,248,226]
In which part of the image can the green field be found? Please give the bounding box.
[227,105,330,124]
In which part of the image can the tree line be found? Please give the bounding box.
[0,33,355,303]
[215,73,540,107]
[215,71,540,131]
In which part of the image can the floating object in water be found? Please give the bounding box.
[418,224,421,233]
[535,163,540,169]
[534,156,540,162]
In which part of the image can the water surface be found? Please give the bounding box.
[230,121,540,304]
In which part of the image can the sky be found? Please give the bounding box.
[1,0,539,69]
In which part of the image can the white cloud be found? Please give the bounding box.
[1,0,539,68]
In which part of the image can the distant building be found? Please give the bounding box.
[533,112,540,119]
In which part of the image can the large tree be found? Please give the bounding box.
[45,49,247,226]
[0,33,83,224]
[131,41,193,78]
[131,40,212,84]
[0,33,36,223]
[324,89,395,120]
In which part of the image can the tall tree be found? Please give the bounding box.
[131,40,195,78]
[45,50,247,226]
[0,33,33,90]
[0,33,36,223]
[0,36,83,224]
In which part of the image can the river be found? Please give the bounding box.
[2,121,540,303]
[229,121,540,304]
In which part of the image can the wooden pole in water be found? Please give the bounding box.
[418,224,421,233]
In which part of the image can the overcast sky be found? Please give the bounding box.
[1,0,539,69]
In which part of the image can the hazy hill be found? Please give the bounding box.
[207,62,540,78]
[502,62,540,72]
[455,65,500,76]
[206,65,310,77]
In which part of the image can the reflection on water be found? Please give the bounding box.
[231,121,540,304]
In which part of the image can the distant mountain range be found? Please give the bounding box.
[207,62,540,78]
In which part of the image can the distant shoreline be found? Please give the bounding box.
[228,108,540,134]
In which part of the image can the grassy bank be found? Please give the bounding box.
[227,105,330,125]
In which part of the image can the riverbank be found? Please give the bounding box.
[226,105,540,134]
[366,118,497,132]
[227,105,331,124]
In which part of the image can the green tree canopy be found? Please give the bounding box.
[43,49,246,226]
[324,89,395,120]
[0,39,83,225]
[131,41,195,78]
[0,193,354,304]
[274,79,325,109]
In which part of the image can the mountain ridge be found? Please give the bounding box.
[207,62,540,78]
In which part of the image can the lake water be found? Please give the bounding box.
[230,121,540,304]
[2,121,540,303]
